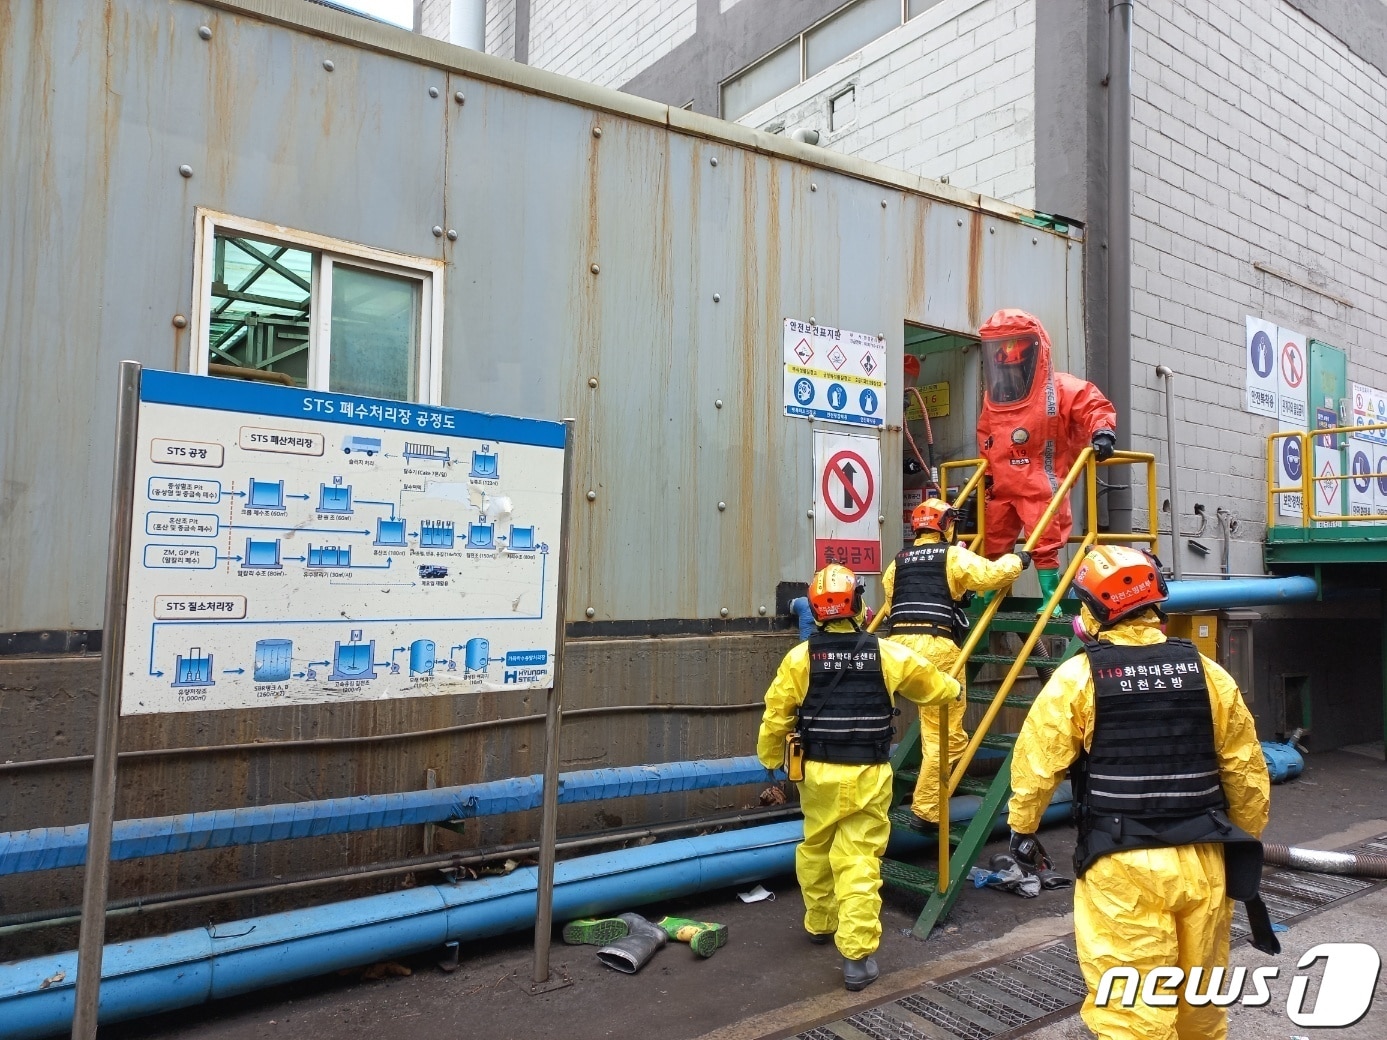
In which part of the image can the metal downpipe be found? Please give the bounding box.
[1155,365,1182,578]
[1105,0,1134,535]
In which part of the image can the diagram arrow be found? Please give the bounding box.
[220,490,246,498]
[229,524,371,535]
[448,644,466,662]
[356,499,397,519]
[391,647,408,664]
[216,554,243,564]
[307,660,331,668]
[149,665,164,677]
[293,672,306,679]
[222,667,245,675]
[284,555,307,563]
[329,580,416,587]
[840,462,858,508]
[287,493,311,501]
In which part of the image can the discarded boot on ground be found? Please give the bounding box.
[562,916,629,946]
[656,916,727,958]
[596,912,667,974]
[843,955,879,992]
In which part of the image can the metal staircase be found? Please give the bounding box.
[873,447,1159,937]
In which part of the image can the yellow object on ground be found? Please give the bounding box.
[757,618,960,960]
[1009,608,1270,1040]
[879,532,1023,823]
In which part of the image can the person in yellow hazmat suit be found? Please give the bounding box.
[1008,545,1278,1040]
[877,498,1029,828]
[758,564,962,993]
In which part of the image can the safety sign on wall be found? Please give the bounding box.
[813,430,882,573]
[1351,382,1387,446]
[1275,328,1308,519]
[784,319,887,428]
[1244,316,1279,418]
[121,371,567,714]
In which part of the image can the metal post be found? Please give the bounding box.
[530,420,575,991]
[1155,365,1182,579]
[72,361,142,1040]
[1106,0,1134,535]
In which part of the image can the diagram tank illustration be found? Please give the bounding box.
[464,638,489,672]
[410,639,437,675]
[254,639,293,682]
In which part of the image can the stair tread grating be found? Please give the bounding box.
[935,977,1049,1028]
[842,1005,940,1040]
[964,692,1036,709]
[880,857,940,895]
[890,995,997,1040]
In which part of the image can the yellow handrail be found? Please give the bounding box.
[1266,422,1387,526]
[935,447,1158,893]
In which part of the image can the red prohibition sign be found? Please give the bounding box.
[822,449,874,523]
[1281,341,1304,388]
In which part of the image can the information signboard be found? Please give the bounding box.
[122,371,567,714]
[784,319,886,428]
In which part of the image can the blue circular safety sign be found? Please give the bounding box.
[1353,451,1372,493]
[794,377,815,405]
[827,383,848,411]
[1249,331,1274,378]
[1282,438,1301,482]
[859,388,878,415]
[1378,457,1387,496]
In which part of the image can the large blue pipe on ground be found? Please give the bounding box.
[0,798,1071,1038]
[1163,575,1318,612]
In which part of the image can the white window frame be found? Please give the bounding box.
[190,209,446,404]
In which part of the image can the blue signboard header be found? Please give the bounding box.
[140,370,567,449]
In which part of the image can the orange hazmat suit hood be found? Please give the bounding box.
[979,308,1053,409]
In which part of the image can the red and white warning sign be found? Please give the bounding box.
[813,431,882,573]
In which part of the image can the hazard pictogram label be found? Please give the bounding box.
[793,338,814,365]
[827,345,848,371]
[1318,459,1339,508]
[860,352,877,376]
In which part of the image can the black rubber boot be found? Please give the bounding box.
[843,955,879,992]
[596,912,668,974]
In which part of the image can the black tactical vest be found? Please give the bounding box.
[1073,638,1232,874]
[799,632,895,765]
[889,543,956,640]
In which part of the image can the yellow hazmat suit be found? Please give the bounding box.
[1009,608,1270,1040]
[757,620,962,960]
[879,533,1023,822]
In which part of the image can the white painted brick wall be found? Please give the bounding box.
[419,0,449,41]
[416,0,516,59]
[738,0,1038,209]
[527,0,697,89]
[488,0,517,61]
[1130,0,1387,571]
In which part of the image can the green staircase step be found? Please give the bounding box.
[880,857,940,896]
[980,733,1018,751]
[973,607,1076,636]
[887,806,966,845]
[893,772,1003,798]
[965,690,1037,709]
[966,652,1062,669]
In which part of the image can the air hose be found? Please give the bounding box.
[1262,844,1387,879]
[904,385,940,497]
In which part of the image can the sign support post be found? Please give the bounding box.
[530,419,575,992]
[72,361,143,1040]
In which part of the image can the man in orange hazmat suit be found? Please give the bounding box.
[976,309,1117,605]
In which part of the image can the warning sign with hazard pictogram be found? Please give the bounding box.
[1277,329,1307,427]
[784,318,886,428]
[813,431,881,572]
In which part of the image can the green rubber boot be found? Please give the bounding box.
[562,916,629,946]
[656,916,728,958]
[1036,568,1063,617]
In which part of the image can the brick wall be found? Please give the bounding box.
[1129,0,1387,572]
[737,0,1038,208]
[528,0,697,89]
[419,0,448,41]
[487,0,517,60]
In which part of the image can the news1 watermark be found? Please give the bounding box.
[1095,943,1382,1027]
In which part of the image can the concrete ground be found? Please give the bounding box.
[103,749,1387,1040]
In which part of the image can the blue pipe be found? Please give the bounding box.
[1163,576,1318,613]
[0,794,1072,1038]
[0,756,779,876]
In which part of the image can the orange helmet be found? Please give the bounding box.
[808,564,863,622]
[1071,546,1168,625]
[911,498,957,538]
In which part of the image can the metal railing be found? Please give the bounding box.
[876,449,1158,893]
[1267,422,1387,526]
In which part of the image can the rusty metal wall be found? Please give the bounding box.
[0,0,1084,942]
[0,0,1083,633]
